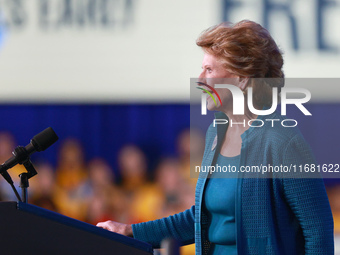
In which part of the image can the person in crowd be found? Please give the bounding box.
[116,144,154,223]
[176,128,204,189]
[154,157,194,217]
[0,131,26,201]
[153,157,195,255]
[54,138,90,221]
[30,161,58,212]
[118,145,149,193]
[86,158,124,225]
[129,157,194,223]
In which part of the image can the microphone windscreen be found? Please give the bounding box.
[31,127,59,152]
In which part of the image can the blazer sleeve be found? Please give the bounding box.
[282,134,334,254]
[131,205,195,248]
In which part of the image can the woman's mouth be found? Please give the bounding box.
[196,81,223,106]
[196,81,213,93]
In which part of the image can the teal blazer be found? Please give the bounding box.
[132,111,334,255]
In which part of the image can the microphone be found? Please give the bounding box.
[0,127,58,173]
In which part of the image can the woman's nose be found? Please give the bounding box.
[198,71,206,83]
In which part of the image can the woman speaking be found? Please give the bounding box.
[97,20,334,254]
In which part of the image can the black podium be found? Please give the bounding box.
[0,202,153,255]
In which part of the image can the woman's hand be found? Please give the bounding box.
[96,221,133,237]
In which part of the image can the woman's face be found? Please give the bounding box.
[198,53,239,112]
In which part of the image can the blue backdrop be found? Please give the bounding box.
[0,104,189,176]
[0,103,339,184]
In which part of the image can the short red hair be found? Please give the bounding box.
[196,20,284,106]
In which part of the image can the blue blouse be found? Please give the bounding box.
[203,154,240,255]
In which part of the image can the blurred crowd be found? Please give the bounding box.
[0,129,204,254]
[1,130,340,253]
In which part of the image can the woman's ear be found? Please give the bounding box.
[238,77,249,92]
